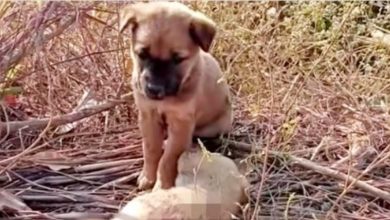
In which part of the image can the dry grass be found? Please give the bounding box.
[1,1,390,220]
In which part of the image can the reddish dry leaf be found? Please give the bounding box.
[3,94,17,107]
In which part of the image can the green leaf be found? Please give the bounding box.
[0,86,23,98]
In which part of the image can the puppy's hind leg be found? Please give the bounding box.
[195,106,233,138]
[193,108,233,152]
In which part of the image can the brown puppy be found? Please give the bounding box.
[118,2,232,191]
[110,145,248,220]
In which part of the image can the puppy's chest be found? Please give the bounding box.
[154,99,195,118]
[146,101,193,133]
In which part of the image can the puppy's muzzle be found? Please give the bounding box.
[145,82,166,100]
[140,57,182,100]
[142,72,181,100]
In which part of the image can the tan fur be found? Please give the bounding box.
[119,1,233,191]
[110,146,249,220]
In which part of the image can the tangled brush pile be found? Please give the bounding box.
[1,1,390,219]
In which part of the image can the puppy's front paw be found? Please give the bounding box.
[152,177,174,192]
[152,179,163,192]
[137,170,156,190]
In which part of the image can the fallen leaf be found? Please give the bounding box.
[0,189,31,212]
[55,89,103,134]
[371,29,390,47]
[30,151,73,171]
[46,164,71,171]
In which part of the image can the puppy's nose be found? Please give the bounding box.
[146,83,165,99]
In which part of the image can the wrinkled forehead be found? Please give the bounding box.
[133,15,196,59]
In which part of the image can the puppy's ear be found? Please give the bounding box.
[189,12,216,52]
[118,4,139,34]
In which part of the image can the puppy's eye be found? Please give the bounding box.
[171,52,186,64]
[137,48,149,60]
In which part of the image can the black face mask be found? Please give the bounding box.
[140,56,182,100]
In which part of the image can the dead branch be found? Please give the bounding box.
[231,141,390,203]
[226,140,257,152]
[289,154,390,202]
[74,158,141,172]
[0,93,132,137]
[49,212,113,220]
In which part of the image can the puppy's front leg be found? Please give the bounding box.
[153,115,195,191]
[137,110,165,190]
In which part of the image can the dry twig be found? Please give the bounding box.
[0,93,132,137]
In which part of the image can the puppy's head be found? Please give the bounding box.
[119,2,216,100]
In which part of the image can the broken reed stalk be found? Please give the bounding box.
[290,154,390,202]
[227,140,390,203]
